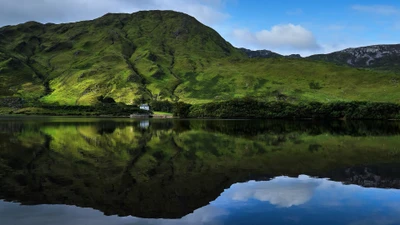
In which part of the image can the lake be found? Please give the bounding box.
[1,117,400,225]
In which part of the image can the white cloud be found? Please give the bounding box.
[232,24,320,51]
[352,5,400,16]
[0,0,229,27]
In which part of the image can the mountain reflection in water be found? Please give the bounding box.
[1,117,400,224]
[2,175,400,225]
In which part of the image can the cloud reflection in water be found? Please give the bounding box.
[227,175,322,207]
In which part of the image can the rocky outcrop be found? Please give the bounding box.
[307,44,400,70]
[240,44,400,70]
[238,48,304,59]
[340,45,400,66]
[0,97,24,108]
[326,164,400,189]
[238,48,282,58]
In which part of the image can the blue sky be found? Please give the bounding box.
[219,0,400,55]
[1,0,400,56]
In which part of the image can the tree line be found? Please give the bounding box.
[171,98,400,119]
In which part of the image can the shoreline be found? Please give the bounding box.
[0,113,399,121]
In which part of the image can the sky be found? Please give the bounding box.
[1,0,400,56]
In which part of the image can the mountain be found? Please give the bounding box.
[239,45,400,72]
[1,10,400,107]
[238,48,302,59]
[0,10,242,105]
[307,44,400,71]
[238,48,283,58]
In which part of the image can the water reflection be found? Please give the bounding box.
[1,117,400,222]
[139,120,150,129]
[228,176,319,207]
[2,176,400,225]
[219,176,400,225]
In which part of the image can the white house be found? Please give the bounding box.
[140,104,150,111]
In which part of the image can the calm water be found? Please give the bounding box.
[1,117,400,225]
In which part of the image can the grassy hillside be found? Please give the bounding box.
[176,57,400,104]
[0,10,399,106]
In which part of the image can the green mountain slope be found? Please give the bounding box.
[176,58,400,103]
[0,10,399,106]
[0,10,242,105]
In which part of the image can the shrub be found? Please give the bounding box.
[309,81,322,90]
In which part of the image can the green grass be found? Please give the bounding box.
[176,58,400,104]
[153,111,173,116]
[0,107,13,114]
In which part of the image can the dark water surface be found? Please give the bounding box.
[1,117,400,225]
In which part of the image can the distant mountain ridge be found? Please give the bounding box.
[308,44,400,70]
[238,48,301,59]
[238,48,282,58]
[239,44,400,71]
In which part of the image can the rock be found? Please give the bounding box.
[0,97,24,108]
